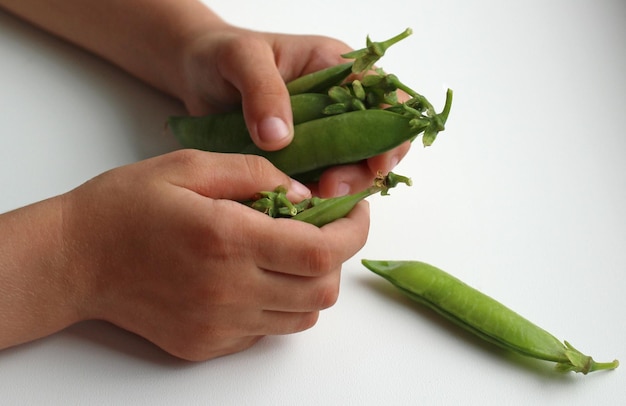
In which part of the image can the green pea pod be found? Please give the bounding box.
[169,93,335,153]
[362,259,619,374]
[240,109,430,180]
[292,172,412,227]
[246,172,411,227]
[286,62,354,95]
[285,28,412,95]
[342,28,412,74]
[170,89,452,183]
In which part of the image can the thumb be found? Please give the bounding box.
[218,37,294,151]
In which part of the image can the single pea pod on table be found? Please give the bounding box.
[362,259,619,374]
[167,29,453,183]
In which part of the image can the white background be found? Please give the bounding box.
[1,0,625,404]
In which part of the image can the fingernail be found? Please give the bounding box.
[289,178,311,199]
[336,182,350,197]
[257,117,291,144]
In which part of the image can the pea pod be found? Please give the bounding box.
[292,172,412,227]
[285,28,412,95]
[240,108,432,179]
[362,260,619,374]
[168,28,452,183]
[247,172,412,227]
[286,62,354,95]
[172,89,452,183]
[169,93,335,154]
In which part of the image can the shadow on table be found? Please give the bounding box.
[64,320,189,367]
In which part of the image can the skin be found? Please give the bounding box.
[167,93,337,157]
[0,0,409,196]
[0,151,370,361]
[170,67,448,184]
[0,0,405,360]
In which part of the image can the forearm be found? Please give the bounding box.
[0,196,85,349]
[0,0,225,100]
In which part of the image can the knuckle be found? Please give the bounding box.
[295,312,320,332]
[250,80,286,100]
[304,242,334,276]
[242,154,282,185]
[166,148,205,171]
[313,280,340,309]
[303,36,351,70]
[243,153,270,173]
[221,34,267,59]
[302,258,341,310]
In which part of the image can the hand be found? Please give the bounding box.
[61,150,370,361]
[178,24,410,197]
[0,1,408,197]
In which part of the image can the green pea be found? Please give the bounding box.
[362,259,619,374]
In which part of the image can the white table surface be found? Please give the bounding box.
[1,1,624,404]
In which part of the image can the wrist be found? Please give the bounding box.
[0,194,88,349]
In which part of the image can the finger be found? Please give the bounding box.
[250,200,370,277]
[315,163,376,198]
[366,141,411,175]
[217,35,293,151]
[256,310,320,336]
[313,141,410,198]
[258,266,341,312]
[174,335,264,362]
[272,34,352,79]
[161,150,311,202]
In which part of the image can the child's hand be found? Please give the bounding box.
[178,25,411,197]
[179,27,350,148]
[61,150,370,360]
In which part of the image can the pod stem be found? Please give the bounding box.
[556,341,619,374]
[422,89,454,147]
[342,28,412,74]
[246,171,411,221]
